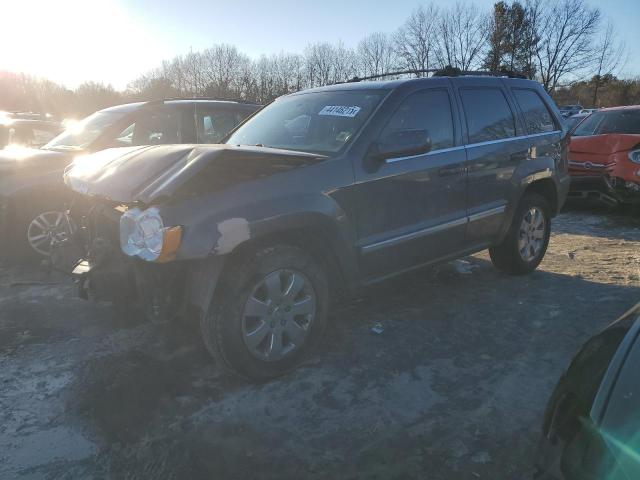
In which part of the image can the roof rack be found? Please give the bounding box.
[146,97,260,105]
[347,69,439,82]
[432,66,527,79]
[346,66,526,83]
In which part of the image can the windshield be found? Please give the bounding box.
[572,109,640,137]
[44,111,128,150]
[565,115,588,132]
[226,90,384,155]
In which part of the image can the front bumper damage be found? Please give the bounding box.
[567,175,619,206]
[50,200,185,319]
[56,233,187,319]
[604,175,640,204]
[51,201,225,321]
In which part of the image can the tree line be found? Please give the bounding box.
[0,0,634,119]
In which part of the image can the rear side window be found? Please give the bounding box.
[460,88,516,144]
[513,89,556,134]
[381,89,454,151]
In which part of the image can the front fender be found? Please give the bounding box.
[163,191,359,284]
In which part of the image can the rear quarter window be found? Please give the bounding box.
[460,88,516,144]
[512,89,556,134]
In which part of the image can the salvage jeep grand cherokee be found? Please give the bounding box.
[58,74,570,380]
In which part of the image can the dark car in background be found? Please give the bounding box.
[0,99,260,259]
[534,302,640,480]
[58,73,570,380]
[0,116,62,149]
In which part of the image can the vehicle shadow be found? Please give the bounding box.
[53,256,640,479]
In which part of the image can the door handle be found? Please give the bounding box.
[438,166,465,177]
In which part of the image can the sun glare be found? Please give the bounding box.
[0,0,168,89]
[62,119,83,134]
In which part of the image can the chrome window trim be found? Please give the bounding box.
[384,130,561,164]
[465,130,561,149]
[361,204,506,253]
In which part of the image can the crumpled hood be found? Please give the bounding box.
[0,147,72,172]
[570,134,640,156]
[64,144,326,204]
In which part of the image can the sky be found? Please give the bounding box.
[1,0,638,90]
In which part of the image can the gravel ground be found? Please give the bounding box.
[1,206,639,479]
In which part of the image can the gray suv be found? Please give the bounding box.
[60,74,570,380]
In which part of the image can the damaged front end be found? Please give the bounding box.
[52,197,188,320]
[55,143,326,320]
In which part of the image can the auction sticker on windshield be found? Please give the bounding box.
[319,106,362,117]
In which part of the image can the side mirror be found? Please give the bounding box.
[373,129,432,162]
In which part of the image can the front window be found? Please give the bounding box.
[226,90,385,155]
[572,109,640,137]
[44,111,128,151]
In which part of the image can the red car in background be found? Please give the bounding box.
[568,105,640,204]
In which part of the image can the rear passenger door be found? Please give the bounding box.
[353,85,467,278]
[454,81,526,247]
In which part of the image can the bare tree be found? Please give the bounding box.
[357,32,398,78]
[304,42,335,87]
[304,42,356,87]
[534,0,601,92]
[331,42,358,83]
[519,0,542,79]
[201,44,252,98]
[436,3,487,71]
[182,51,207,96]
[393,5,439,75]
[591,21,626,106]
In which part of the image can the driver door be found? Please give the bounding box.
[353,86,468,278]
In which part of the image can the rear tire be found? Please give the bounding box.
[489,193,551,275]
[200,245,329,381]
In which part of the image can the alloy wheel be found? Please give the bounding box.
[26,211,73,256]
[517,207,546,262]
[241,269,316,362]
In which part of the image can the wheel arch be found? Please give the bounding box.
[523,178,559,217]
[185,212,359,319]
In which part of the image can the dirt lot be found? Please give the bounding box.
[1,206,639,479]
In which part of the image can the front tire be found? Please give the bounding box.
[489,193,551,275]
[200,245,329,381]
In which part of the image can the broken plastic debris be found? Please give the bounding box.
[371,323,384,334]
[453,259,476,274]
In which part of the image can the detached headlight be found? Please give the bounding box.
[120,207,182,263]
[628,149,640,164]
